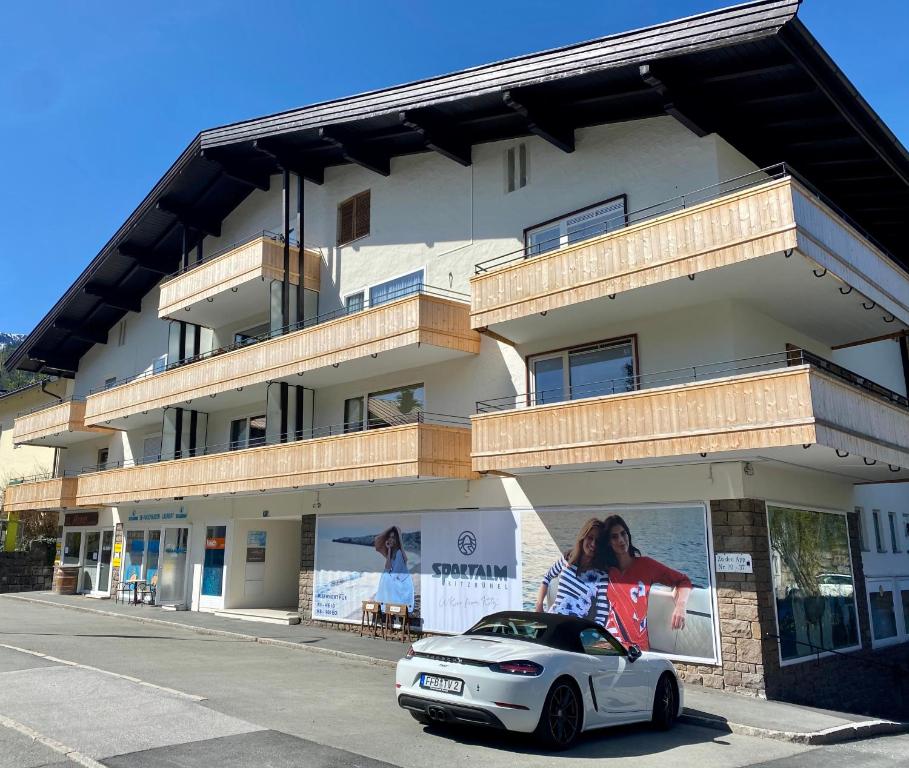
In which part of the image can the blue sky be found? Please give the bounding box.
[0,0,906,333]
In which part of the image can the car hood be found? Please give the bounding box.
[413,635,551,662]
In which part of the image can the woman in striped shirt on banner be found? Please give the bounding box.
[534,518,611,627]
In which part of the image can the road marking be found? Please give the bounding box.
[0,642,207,701]
[0,713,105,768]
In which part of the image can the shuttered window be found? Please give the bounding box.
[337,190,371,245]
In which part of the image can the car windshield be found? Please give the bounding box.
[466,616,549,640]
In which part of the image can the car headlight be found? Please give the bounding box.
[489,660,543,676]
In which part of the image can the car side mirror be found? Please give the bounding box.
[626,644,642,663]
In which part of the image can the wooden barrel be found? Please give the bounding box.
[52,566,79,595]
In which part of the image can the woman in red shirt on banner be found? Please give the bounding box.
[603,514,692,651]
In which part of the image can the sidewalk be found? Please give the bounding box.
[3,591,905,746]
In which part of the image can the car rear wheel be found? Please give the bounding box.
[535,678,582,750]
[651,673,678,730]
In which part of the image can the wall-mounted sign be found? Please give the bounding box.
[127,510,187,522]
[112,557,121,567]
[716,552,753,573]
[64,512,99,527]
[206,537,226,550]
[113,542,122,553]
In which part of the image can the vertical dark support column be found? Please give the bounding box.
[280,382,289,443]
[296,173,304,323]
[188,410,198,457]
[195,239,203,265]
[173,408,184,460]
[192,324,201,357]
[181,224,189,271]
[178,322,187,362]
[900,335,909,397]
[294,385,304,441]
[282,169,291,330]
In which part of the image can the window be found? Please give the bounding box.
[229,415,266,450]
[888,511,900,552]
[234,322,269,347]
[579,627,623,656]
[344,397,365,433]
[368,269,423,307]
[902,581,909,636]
[855,507,868,552]
[337,190,370,246]
[873,510,885,552]
[345,292,364,314]
[141,434,162,465]
[152,355,168,375]
[117,320,128,347]
[367,384,424,429]
[529,338,636,405]
[97,448,109,470]
[868,581,898,643]
[104,376,117,390]
[505,144,527,193]
[767,505,859,662]
[525,196,626,257]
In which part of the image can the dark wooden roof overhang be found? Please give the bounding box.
[9,0,909,375]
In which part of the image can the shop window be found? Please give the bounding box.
[367,384,424,429]
[337,190,370,246]
[529,338,636,405]
[868,581,898,643]
[229,415,266,450]
[767,505,859,663]
[525,195,626,257]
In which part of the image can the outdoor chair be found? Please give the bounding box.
[115,575,137,605]
[137,573,158,606]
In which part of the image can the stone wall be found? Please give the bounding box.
[0,549,54,593]
[298,514,315,620]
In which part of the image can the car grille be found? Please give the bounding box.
[413,651,488,667]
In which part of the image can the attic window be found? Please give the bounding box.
[337,190,371,246]
[506,144,528,193]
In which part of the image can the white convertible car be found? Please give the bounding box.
[396,611,683,749]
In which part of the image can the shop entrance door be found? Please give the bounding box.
[79,531,101,592]
[157,526,190,606]
[199,524,228,609]
[74,529,114,594]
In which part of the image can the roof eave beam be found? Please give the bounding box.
[155,198,222,237]
[502,90,575,153]
[639,64,711,138]
[83,284,142,313]
[117,244,173,275]
[52,321,108,345]
[318,129,391,176]
[399,111,471,166]
[252,140,325,185]
[200,150,271,191]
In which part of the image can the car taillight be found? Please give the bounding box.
[490,660,543,676]
[405,645,415,659]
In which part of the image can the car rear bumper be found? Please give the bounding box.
[398,694,507,729]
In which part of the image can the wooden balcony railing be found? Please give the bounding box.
[470,169,909,332]
[85,290,479,426]
[471,361,909,473]
[12,399,114,447]
[158,234,320,318]
[2,476,78,513]
[75,421,474,506]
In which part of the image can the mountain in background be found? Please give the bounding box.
[0,333,44,392]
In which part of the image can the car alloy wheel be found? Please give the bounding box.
[652,674,677,730]
[538,680,581,749]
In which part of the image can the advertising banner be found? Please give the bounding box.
[522,505,716,662]
[313,504,716,663]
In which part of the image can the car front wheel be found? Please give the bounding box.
[651,673,678,730]
[535,678,582,750]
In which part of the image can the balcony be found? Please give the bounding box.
[471,350,909,483]
[74,416,474,506]
[3,475,78,513]
[158,232,321,325]
[85,287,480,430]
[470,166,909,347]
[12,399,117,447]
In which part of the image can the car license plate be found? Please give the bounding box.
[420,674,463,695]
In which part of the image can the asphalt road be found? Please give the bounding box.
[0,597,905,768]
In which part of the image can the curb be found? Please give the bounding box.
[4,594,904,744]
[679,712,909,745]
[0,594,397,669]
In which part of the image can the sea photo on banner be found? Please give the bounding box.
[521,504,718,663]
[313,513,421,622]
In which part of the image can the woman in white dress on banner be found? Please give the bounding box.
[373,525,415,611]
